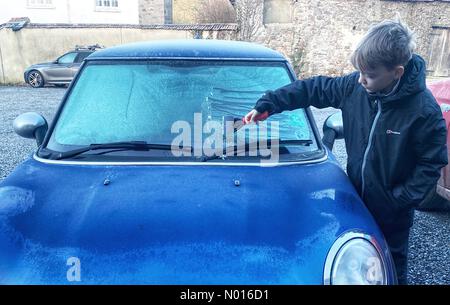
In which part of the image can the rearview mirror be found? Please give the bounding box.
[322,112,344,150]
[13,112,48,147]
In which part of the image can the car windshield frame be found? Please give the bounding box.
[38,58,325,163]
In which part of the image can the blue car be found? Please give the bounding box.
[0,40,396,284]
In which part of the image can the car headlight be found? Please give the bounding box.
[324,232,387,285]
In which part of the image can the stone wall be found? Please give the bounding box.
[139,0,165,24]
[173,0,201,24]
[244,0,450,78]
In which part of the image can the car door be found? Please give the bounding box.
[45,52,78,82]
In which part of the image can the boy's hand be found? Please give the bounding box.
[243,110,269,124]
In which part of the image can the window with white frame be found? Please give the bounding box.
[27,0,54,9]
[95,0,120,10]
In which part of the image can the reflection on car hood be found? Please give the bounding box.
[0,157,383,284]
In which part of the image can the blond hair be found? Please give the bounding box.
[351,18,416,71]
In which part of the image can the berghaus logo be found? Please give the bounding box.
[386,129,401,135]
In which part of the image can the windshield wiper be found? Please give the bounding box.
[199,139,313,162]
[52,141,193,160]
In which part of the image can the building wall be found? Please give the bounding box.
[1,0,67,24]
[0,0,139,25]
[68,0,139,24]
[140,0,235,24]
[2,0,449,82]
[172,0,201,24]
[139,0,165,24]
[244,0,450,78]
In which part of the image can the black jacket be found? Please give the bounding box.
[254,54,448,230]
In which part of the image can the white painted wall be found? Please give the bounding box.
[0,0,139,24]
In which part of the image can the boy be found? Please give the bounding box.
[244,19,448,285]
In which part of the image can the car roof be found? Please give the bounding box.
[428,79,450,104]
[88,39,286,61]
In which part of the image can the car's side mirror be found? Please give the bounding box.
[13,112,48,147]
[322,112,344,150]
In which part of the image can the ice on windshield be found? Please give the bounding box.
[51,62,312,148]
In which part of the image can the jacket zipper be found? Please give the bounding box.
[361,99,382,198]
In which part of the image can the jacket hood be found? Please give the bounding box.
[381,54,427,103]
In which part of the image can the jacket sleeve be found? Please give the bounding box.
[392,108,448,209]
[254,73,356,115]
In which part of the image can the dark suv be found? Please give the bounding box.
[24,44,103,88]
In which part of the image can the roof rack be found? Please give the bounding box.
[74,44,105,51]
[4,17,30,31]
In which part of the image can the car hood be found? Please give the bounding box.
[0,156,384,284]
[26,62,54,70]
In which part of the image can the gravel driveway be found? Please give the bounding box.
[0,85,449,284]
